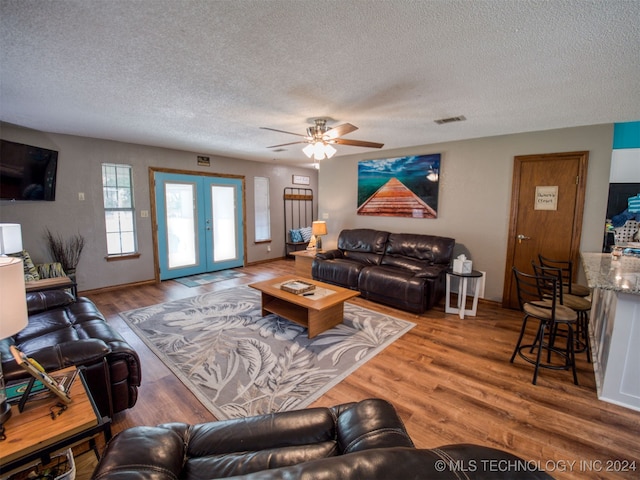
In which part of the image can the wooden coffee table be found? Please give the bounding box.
[249,275,360,338]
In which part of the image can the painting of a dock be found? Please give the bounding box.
[357,154,440,218]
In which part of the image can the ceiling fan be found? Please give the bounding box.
[261,118,384,160]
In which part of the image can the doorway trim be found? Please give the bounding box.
[149,167,247,283]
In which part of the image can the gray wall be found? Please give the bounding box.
[317,124,614,302]
[1,123,614,301]
[0,123,318,291]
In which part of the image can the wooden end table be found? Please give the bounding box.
[249,275,360,338]
[25,276,77,299]
[289,250,317,278]
[0,367,111,475]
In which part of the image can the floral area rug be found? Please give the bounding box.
[174,269,246,287]
[119,285,415,420]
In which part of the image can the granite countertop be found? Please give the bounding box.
[581,252,640,295]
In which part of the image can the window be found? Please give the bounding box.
[254,176,271,242]
[102,163,137,255]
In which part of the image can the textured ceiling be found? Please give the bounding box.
[1,0,639,168]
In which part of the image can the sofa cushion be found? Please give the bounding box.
[414,265,448,278]
[27,290,75,315]
[36,261,66,278]
[336,398,414,453]
[381,254,433,274]
[385,233,455,265]
[338,229,389,266]
[90,426,186,480]
[359,266,428,312]
[300,226,313,242]
[10,250,40,281]
[312,258,363,289]
[289,229,303,243]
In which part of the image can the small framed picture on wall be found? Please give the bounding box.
[292,175,310,185]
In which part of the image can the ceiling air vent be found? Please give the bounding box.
[434,115,466,125]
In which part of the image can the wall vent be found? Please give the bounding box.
[434,115,467,125]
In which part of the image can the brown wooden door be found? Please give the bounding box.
[502,151,588,309]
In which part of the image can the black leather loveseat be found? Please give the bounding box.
[312,229,455,313]
[90,398,552,480]
[0,290,141,417]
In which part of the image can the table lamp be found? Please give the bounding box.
[312,221,327,252]
[0,223,23,255]
[0,256,29,427]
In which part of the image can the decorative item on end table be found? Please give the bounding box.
[0,254,29,437]
[280,280,316,295]
[311,221,327,252]
[44,228,85,281]
[9,346,73,407]
[452,253,472,273]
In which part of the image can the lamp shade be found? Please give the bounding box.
[0,257,28,339]
[0,224,23,255]
[312,221,327,236]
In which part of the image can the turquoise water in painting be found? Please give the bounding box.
[357,174,439,211]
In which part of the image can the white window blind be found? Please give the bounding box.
[254,176,271,242]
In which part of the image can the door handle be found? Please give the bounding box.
[517,234,531,244]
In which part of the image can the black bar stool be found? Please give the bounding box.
[510,267,579,385]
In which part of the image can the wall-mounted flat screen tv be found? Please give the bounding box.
[0,139,58,201]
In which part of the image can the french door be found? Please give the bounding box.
[154,172,244,280]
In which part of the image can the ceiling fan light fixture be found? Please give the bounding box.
[263,118,383,159]
[313,142,325,160]
[302,143,315,158]
[324,144,336,158]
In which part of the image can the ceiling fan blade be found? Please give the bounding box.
[266,141,307,148]
[333,138,384,148]
[323,123,358,139]
[260,127,307,138]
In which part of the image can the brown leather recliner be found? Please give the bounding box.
[0,290,141,417]
[90,398,553,480]
[313,229,455,313]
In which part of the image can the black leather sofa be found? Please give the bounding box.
[312,229,455,313]
[91,398,552,479]
[0,290,141,417]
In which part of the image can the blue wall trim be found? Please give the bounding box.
[613,121,640,149]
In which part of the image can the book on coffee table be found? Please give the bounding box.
[280,280,316,295]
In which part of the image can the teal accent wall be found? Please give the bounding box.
[613,121,640,149]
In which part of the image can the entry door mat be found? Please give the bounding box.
[174,269,246,287]
[120,285,415,420]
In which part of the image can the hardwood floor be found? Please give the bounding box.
[85,260,640,480]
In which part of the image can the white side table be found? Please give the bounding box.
[445,269,484,319]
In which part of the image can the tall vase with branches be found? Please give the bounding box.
[44,228,85,281]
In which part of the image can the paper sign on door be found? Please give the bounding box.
[535,186,558,210]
